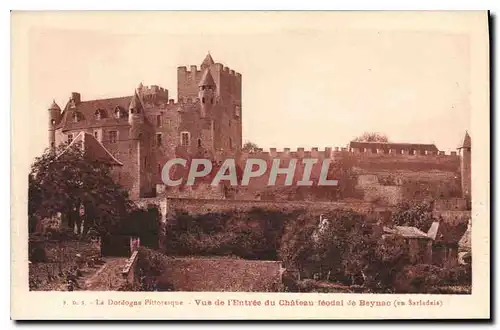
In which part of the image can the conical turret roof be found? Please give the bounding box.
[460,131,471,149]
[198,68,216,87]
[129,91,143,113]
[201,53,215,67]
[49,99,61,111]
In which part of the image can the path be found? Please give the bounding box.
[82,257,129,291]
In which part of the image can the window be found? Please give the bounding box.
[72,113,79,123]
[157,163,162,175]
[93,130,100,141]
[67,134,73,144]
[211,98,214,104]
[156,114,162,127]
[109,131,118,144]
[229,137,233,149]
[115,108,122,119]
[197,138,202,147]
[202,97,206,104]
[156,133,163,147]
[50,119,56,126]
[181,131,190,146]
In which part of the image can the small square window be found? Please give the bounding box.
[67,134,73,144]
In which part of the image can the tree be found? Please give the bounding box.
[353,132,389,143]
[28,142,134,236]
[242,141,259,153]
[391,201,435,232]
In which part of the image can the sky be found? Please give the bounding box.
[24,12,472,160]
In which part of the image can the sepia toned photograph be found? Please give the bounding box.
[11,10,490,320]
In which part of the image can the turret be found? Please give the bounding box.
[48,100,61,149]
[201,52,215,70]
[128,90,145,138]
[198,68,216,118]
[458,131,471,199]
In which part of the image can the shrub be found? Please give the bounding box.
[394,264,442,293]
[29,241,47,262]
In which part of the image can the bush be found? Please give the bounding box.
[29,241,47,262]
[394,264,442,293]
[441,265,472,286]
[164,208,295,260]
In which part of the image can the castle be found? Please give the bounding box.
[48,53,472,204]
[49,53,242,199]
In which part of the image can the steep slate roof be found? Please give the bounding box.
[349,141,439,152]
[458,226,471,252]
[56,131,123,166]
[48,100,61,111]
[128,91,144,113]
[198,68,216,87]
[383,226,430,239]
[201,53,215,67]
[433,221,468,246]
[57,96,132,131]
[460,131,471,149]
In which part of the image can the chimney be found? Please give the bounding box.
[71,92,81,105]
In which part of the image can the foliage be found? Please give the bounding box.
[165,208,296,260]
[28,142,134,236]
[279,209,411,292]
[242,141,260,153]
[137,247,173,291]
[391,201,435,232]
[394,264,443,293]
[353,132,389,143]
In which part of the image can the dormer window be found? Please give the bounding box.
[72,113,79,123]
[114,106,126,119]
[94,109,106,120]
[50,119,56,126]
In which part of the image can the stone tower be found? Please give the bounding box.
[48,100,61,150]
[198,68,216,118]
[458,131,471,199]
[128,89,145,199]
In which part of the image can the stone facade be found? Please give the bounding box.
[48,53,242,199]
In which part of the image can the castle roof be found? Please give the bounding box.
[458,225,471,252]
[57,96,132,131]
[56,131,123,166]
[384,226,431,239]
[460,131,471,149]
[198,68,216,87]
[431,221,468,246]
[129,91,144,113]
[48,100,61,111]
[201,53,215,67]
[349,141,439,152]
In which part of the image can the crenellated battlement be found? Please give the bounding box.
[139,84,169,102]
[238,146,461,160]
[214,63,241,77]
[177,65,201,75]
